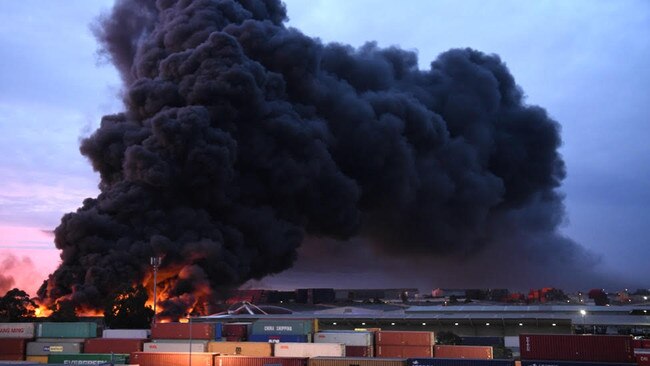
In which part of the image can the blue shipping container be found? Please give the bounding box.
[251,319,314,335]
[248,334,309,343]
[214,322,223,340]
[522,361,638,366]
[408,359,514,366]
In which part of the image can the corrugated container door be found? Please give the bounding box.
[434,345,493,359]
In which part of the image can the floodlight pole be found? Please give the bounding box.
[150,257,162,324]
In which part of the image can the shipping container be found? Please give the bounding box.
[143,340,208,352]
[25,356,47,363]
[309,357,406,366]
[434,345,493,359]
[274,343,345,357]
[25,341,82,356]
[344,345,373,357]
[48,353,128,364]
[34,338,86,343]
[130,351,218,366]
[223,323,251,338]
[248,334,309,343]
[207,341,272,356]
[214,355,308,366]
[0,339,26,356]
[36,322,97,339]
[377,345,433,358]
[251,320,315,336]
[519,334,634,363]
[460,337,505,347]
[83,338,143,353]
[224,336,246,342]
[521,361,639,366]
[638,354,650,366]
[635,339,650,349]
[376,331,434,346]
[102,329,150,339]
[407,359,514,366]
[314,331,373,346]
[0,324,34,339]
[151,322,215,340]
[0,355,24,361]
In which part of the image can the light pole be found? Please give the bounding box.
[150,257,161,324]
[580,309,587,333]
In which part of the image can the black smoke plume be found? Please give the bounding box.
[39,0,595,312]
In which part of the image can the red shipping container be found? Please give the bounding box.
[434,345,493,359]
[152,322,215,340]
[0,339,26,355]
[130,351,217,366]
[637,354,650,366]
[637,339,650,349]
[225,336,245,342]
[376,345,433,358]
[84,338,143,353]
[223,323,250,338]
[0,354,24,361]
[376,331,434,346]
[215,355,308,366]
[345,345,373,357]
[519,334,634,363]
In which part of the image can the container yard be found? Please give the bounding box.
[0,315,648,365]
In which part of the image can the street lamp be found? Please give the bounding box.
[580,309,587,333]
[150,257,162,324]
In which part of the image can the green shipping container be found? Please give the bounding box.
[37,322,97,338]
[48,353,128,364]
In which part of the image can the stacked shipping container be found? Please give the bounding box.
[0,323,33,361]
[314,331,374,357]
[375,331,434,358]
[519,334,635,363]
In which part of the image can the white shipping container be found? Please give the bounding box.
[314,331,373,346]
[103,329,150,339]
[273,342,345,357]
[504,336,519,348]
[143,341,207,352]
[0,323,35,339]
[26,341,82,356]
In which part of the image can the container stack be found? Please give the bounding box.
[375,331,434,358]
[309,357,406,366]
[0,323,33,361]
[519,334,636,366]
[406,359,515,366]
[222,322,251,342]
[274,343,346,357]
[207,341,273,356]
[314,330,374,357]
[248,319,315,343]
[26,322,96,364]
[146,322,217,353]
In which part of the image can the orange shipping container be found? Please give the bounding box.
[215,355,308,366]
[208,341,272,356]
[130,351,218,366]
[26,355,48,363]
[434,345,493,359]
[377,345,433,358]
[376,331,434,346]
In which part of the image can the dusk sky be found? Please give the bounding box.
[0,1,649,297]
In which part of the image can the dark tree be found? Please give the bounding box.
[436,331,461,345]
[49,299,78,322]
[0,288,36,321]
[104,284,153,329]
[588,289,610,306]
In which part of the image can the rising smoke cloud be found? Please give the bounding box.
[39,0,597,313]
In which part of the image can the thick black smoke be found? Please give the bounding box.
[39,0,590,311]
